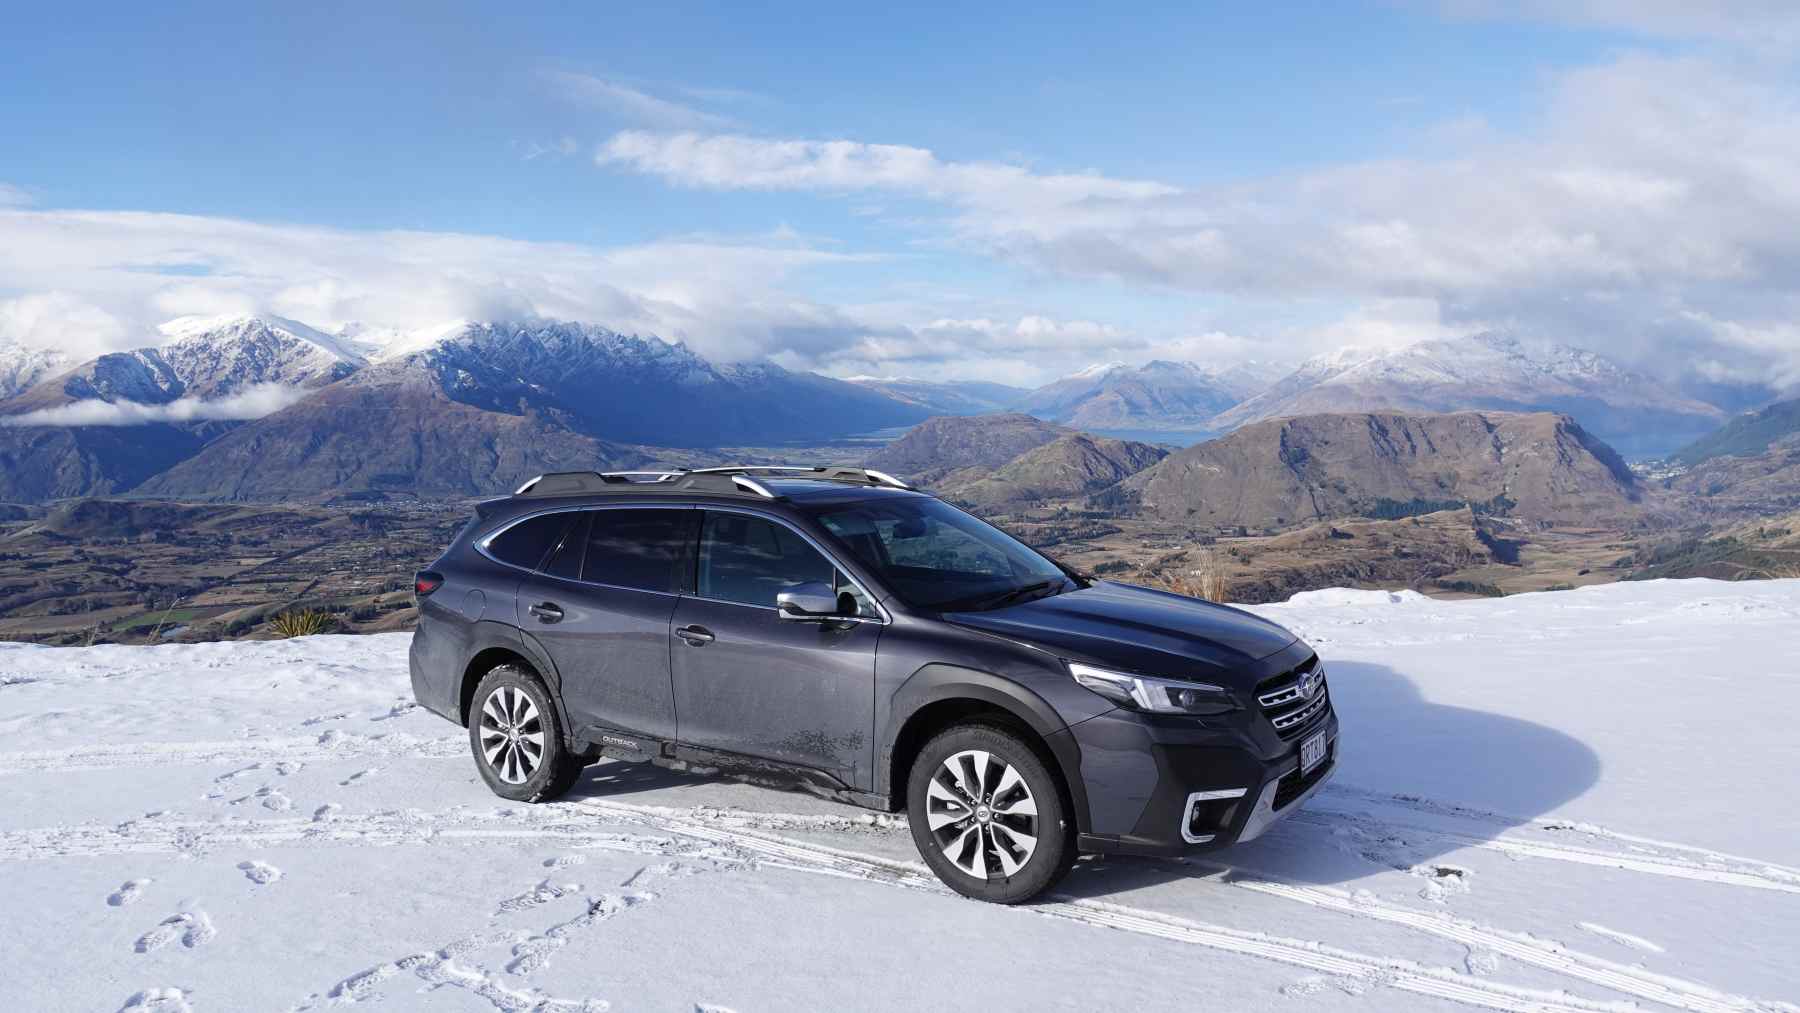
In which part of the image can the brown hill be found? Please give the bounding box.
[135,359,656,500]
[946,433,1167,507]
[863,413,1069,487]
[1126,411,1641,528]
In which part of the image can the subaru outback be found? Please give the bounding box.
[409,466,1337,903]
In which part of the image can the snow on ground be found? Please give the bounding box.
[1,578,1797,1012]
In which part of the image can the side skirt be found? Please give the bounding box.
[571,726,892,812]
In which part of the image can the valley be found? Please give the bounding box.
[2,314,1798,645]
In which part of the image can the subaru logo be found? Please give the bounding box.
[1297,670,1319,700]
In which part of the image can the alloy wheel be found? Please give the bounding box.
[478,685,546,784]
[925,749,1039,879]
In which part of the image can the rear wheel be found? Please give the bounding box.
[468,665,583,802]
[906,724,1075,903]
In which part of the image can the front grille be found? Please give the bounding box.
[1272,750,1334,810]
[1256,657,1330,740]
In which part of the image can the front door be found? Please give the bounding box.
[669,510,880,788]
[517,507,696,743]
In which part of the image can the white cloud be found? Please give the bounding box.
[597,52,1800,385]
[597,132,1177,211]
[0,292,129,353]
[542,72,734,129]
[0,208,878,363]
[0,383,307,427]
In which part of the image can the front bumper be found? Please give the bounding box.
[1068,705,1339,858]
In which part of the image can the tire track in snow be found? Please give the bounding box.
[596,801,1794,1013]
[1296,808,1800,896]
[572,799,1635,1013]
[1321,785,1800,888]
[0,808,706,863]
[0,733,463,775]
[1216,875,1794,1013]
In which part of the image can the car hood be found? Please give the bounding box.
[945,580,1298,682]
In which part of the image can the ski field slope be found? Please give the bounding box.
[0,579,1796,1011]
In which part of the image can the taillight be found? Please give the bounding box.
[414,571,444,599]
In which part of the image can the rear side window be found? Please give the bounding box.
[582,509,692,592]
[485,513,573,570]
[699,512,836,607]
[540,513,590,580]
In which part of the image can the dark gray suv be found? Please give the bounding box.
[409,466,1337,902]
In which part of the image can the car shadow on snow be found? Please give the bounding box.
[1056,659,1603,898]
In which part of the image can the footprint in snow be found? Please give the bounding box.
[371,700,418,722]
[695,1005,738,1013]
[339,769,377,787]
[239,860,282,885]
[108,879,152,907]
[117,987,191,1012]
[230,786,293,812]
[134,910,215,953]
[497,879,582,914]
[301,712,350,726]
[544,854,588,868]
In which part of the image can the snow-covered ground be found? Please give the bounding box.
[2,579,1796,1012]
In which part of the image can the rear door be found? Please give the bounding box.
[669,509,881,788]
[514,506,695,743]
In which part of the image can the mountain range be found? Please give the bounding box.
[0,317,934,500]
[1205,333,1723,458]
[0,314,1773,503]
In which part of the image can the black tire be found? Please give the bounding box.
[467,665,583,802]
[906,723,1075,904]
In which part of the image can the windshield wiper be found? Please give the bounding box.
[958,578,1065,612]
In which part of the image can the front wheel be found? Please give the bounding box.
[906,724,1075,903]
[468,665,583,802]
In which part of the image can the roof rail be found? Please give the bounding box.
[687,465,911,490]
[512,471,776,499]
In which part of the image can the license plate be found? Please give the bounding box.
[1299,732,1328,776]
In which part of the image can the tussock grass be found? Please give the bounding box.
[269,609,334,639]
[1137,548,1231,603]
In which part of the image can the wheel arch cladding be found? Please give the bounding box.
[458,634,556,726]
[883,663,1091,834]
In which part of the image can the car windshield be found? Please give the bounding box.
[806,497,1075,611]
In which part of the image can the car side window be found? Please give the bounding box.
[581,509,691,593]
[486,513,574,571]
[698,512,837,608]
[539,513,590,580]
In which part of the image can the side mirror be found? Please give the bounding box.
[776,581,844,620]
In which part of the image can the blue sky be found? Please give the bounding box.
[3,2,1799,387]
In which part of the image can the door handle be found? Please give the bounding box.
[675,624,715,646]
[529,602,565,623]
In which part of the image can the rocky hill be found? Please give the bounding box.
[862,413,1070,487]
[132,354,663,500]
[945,433,1167,506]
[1126,411,1643,528]
[1671,398,1800,467]
[1207,334,1723,459]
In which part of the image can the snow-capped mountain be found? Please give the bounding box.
[0,340,70,400]
[2,315,366,413]
[134,320,935,499]
[1014,359,1279,430]
[1207,333,1727,458]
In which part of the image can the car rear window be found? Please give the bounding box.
[582,509,692,593]
[485,512,574,570]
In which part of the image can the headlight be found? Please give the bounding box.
[1068,662,1238,716]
